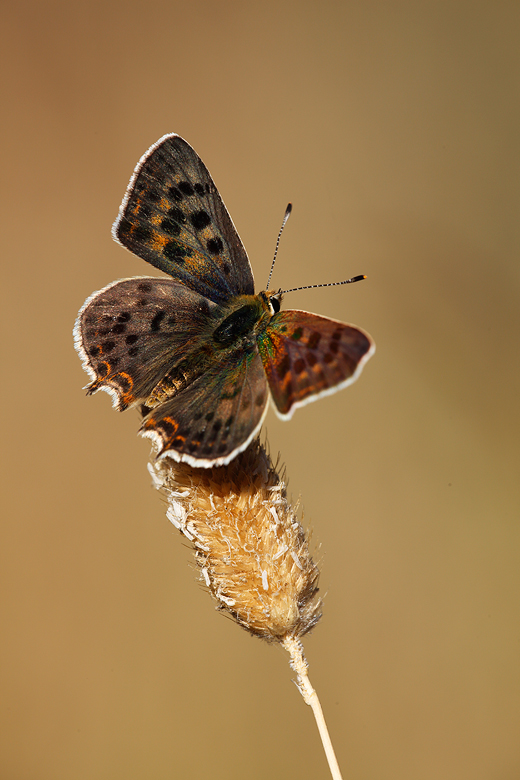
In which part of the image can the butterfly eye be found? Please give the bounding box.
[270,296,281,314]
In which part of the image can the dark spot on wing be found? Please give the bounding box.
[307,332,321,349]
[277,354,290,379]
[207,237,223,255]
[178,181,195,196]
[190,210,211,231]
[112,323,126,334]
[151,311,166,331]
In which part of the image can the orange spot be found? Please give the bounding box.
[114,372,135,404]
[162,416,181,439]
[152,233,167,251]
[119,372,134,389]
[99,360,111,377]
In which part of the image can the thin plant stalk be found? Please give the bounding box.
[283,636,343,780]
[150,438,344,779]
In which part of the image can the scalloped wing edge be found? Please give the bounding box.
[73,276,161,410]
[141,396,270,468]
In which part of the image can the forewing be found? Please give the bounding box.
[140,347,269,467]
[74,277,219,410]
[112,134,254,304]
[258,310,375,418]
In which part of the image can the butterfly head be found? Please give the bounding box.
[259,289,283,316]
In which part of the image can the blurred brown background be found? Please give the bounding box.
[2,2,519,778]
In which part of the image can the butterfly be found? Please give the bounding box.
[74,134,375,468]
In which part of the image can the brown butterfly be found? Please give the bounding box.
[74,134,375,467]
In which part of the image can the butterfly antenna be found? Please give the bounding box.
[266,203,292,289]
[280,274,367,295]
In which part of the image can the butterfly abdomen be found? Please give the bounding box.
[145,346,213,408]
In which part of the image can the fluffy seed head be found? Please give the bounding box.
[149,439,322,642]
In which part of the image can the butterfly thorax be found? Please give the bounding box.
[143,291,277,410]
[212,291,279,345]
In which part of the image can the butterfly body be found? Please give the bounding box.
[74,134,375,467]
[141,291,274,410]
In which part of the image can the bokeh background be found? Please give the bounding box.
[2,2,519,778]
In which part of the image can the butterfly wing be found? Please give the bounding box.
[112,134,254,304]
[74,277,220,410]
[258,310,375,418]
[140,345,269,467]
